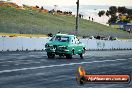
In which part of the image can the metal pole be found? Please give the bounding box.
[75,0,79,36]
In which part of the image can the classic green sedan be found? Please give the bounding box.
[45,34,86,59]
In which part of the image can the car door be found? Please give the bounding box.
[70,37,76,54]
[74,37,83,54]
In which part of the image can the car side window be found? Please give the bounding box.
[74,37,79,44]
[71,37,75,44]
[50,36,55,41]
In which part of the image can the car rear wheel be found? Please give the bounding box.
[47,52,55,59]
[59,55,62,58]
[79,53,84,59]
[79,48,85,59]
[59,54,65,58]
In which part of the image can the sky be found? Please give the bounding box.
[10,0,132,6]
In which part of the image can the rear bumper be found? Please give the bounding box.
[45,48,70,54]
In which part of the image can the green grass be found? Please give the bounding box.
[0,6,131,38]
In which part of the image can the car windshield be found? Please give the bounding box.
[50,36,70,42]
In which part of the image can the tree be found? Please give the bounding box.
[127,9,132,16]
[108,15,118,24]
[118,7,127,14]
[109,6,117,15]
[98,10,105,17]
[106,10,110,17]
[98,6,131,24]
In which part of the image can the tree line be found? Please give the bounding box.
[98,6,132,24]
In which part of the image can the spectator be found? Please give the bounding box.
[82,15,84,19]
[58,31,61,34]
[92,18,94,21]
[89,16,90,20]
[128,28,131,33]
[96,35,101,40]
[109,36,113,40]
[89,36,95,40]
[79,14,82,18]
[48,33,53,37]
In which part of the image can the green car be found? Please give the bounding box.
[45,34,86,59]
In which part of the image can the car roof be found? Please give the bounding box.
[55,34,75,37]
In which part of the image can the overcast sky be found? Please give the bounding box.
[10,0,132,6]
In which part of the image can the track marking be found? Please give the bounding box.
[116,59,126,61]
[0,59,127,74]
[14,62,41,65]
[128,58,132,60]
[1,65,9,67]
[21,62,41,65]
[14,64,19,66]
[0,60,42,64]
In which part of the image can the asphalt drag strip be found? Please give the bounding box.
[0,50,132,88]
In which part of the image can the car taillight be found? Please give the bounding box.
[45,43,49,47]
[45,44,53,48]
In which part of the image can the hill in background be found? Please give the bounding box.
[0,2,132,38]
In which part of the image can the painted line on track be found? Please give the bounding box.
[1,65,9,67]
[0,59,129,74]
[128,58,132,60]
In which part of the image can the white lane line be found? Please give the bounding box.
[7,61,13,62]
[0,60,22,63]
[0,59,127,74]
[21,62,41,65]
[14,64,19,66]
[128,58,132,60]
[0,60,41,64]
[1,65,9,67]
[14,62,41,65]
[116,59,126,61]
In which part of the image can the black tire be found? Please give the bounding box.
[47,52,55,59]
[80,48,86,59]
[79,53,84,59]
[72,49,75,55]
[59,55,62,58]
[66,54,72,59]
[83,47,86,54]
[59,54,65,58]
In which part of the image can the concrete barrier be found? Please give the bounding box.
[3,37,22,51]
[0,36,3,51]
[0,36,132,51]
